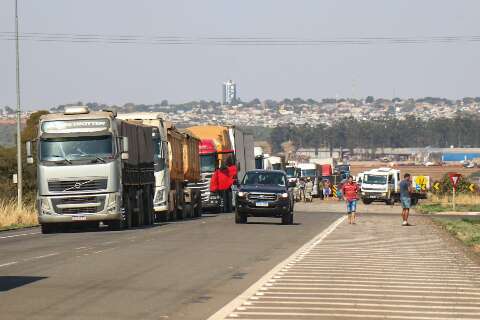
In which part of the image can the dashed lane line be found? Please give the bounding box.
[0,232,40,239]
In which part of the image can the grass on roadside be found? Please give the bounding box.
[0,200,38,231]
[434,218,480,251]
[417,194,480,213]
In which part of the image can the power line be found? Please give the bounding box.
[1,32,480,46]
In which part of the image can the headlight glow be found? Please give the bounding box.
[280,193,289,199]
[238,191,248,198]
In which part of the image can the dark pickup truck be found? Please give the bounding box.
[235,170,295,225]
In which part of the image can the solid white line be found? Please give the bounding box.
[0,232,40,239]
[254,296,480,305]
[259,291,480,300]
[271,278,478,287]
[238,305,480,316]
[0,261,18,268]
[250,300,480,310]
[264,282,480,291]
[229,311,480,320]
[207,216,346,320]
[260,286,480,295]
[23,252,60,261]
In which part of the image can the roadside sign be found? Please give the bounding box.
[433,182,440,191]
[469,184,476,192]
[448,173,462,211]
[413,176,429,191]
[448,173,462,189]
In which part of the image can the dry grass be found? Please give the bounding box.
[0,200,38,230]
[429,194,480,206]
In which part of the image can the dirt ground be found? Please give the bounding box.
[349,161,479,181]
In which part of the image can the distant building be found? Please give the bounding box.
[222,80,237,105]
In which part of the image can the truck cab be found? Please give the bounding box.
[360,168,400,205]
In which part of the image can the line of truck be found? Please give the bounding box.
[26,106,254,233]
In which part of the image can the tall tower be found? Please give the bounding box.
[222,80,237,105]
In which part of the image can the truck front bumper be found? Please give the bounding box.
[37,193,122,224]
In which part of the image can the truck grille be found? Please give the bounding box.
[188,179,211,202]
[51,196,106,215]
[48,178,108,192]
[248,193,277,201]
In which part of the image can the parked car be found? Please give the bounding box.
[235,170,295,225]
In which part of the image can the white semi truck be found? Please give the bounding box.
[27,106,156,233]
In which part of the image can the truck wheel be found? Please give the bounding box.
[41,223,56,234]
[235,210,247,224]
[411,198,419,206]
[109,219,125,231]
[385,198,394,206]
[362,199,373,205]
[282,212,293,225]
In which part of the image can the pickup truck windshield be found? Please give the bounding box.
[200,154,217,173]
[40,135,113,162]
[364,175,387,185]
[243,172,286,187]
[301,169,317,177]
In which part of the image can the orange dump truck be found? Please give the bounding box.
[186,125,255,212]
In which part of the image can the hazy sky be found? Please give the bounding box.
[1,0,479,110]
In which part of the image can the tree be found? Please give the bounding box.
[365,96,375,104]
[160,100,169,107]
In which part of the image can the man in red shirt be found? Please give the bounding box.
[342,175,359,224]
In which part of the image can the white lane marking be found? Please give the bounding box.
[259,291,480,300]
[261,286,480,295]
[231,311,480,320]
[0,232,40,239]
[238,306,480,316]
[207,216,346,320]
[249,300,480,310]
[255,296,480,305]
[265,282,480,291]
[75,247,88,250]
[285,271,480,281]
[23,252,60,261]
[273,278,478,286]
[0,261,18,268]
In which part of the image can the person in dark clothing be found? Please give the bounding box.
[399,173,413,226]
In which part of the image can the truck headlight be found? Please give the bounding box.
[238,191,248,198]
[41,198,52,212]
[279,193,289,199]
[108,193,120,208]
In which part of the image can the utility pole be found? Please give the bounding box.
[15,0,23,209]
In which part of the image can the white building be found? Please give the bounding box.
[222,80,237,105]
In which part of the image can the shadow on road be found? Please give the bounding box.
[0,276,47,292]
[245,221,301,226]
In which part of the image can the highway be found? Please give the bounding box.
[0,210,340,320]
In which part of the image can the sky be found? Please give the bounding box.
[0,0,479,110]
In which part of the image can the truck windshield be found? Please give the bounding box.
[243,172,286,186]
[364,175,387,185]
[336,165,350,172]
[154,140,166,171]
[40,135,113,163]
[285,167,296,178]
[200,154,217,173]
[301,169,317,177]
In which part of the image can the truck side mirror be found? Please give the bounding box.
[121,137,129,160]
[26,141,34,164]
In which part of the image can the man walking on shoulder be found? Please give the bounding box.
[400,173,413,226]
[342,175,359,224]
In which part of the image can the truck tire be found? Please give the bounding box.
[109,219,125,231]
[282,212,293,225]
[235,210,247,224]
[143,185,154,226]
[41,223,56,234]
[385,197,395,206]
[362,199,373,205]
[411,198,419,206]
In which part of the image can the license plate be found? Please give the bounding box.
[256,202,269,207]
[72,216,87,221]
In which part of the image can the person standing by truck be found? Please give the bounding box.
[400,173,413,226]
[342,175,359,224]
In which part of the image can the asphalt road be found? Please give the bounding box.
[0,210,340,320]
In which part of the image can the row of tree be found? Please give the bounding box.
[269,115,480,153]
